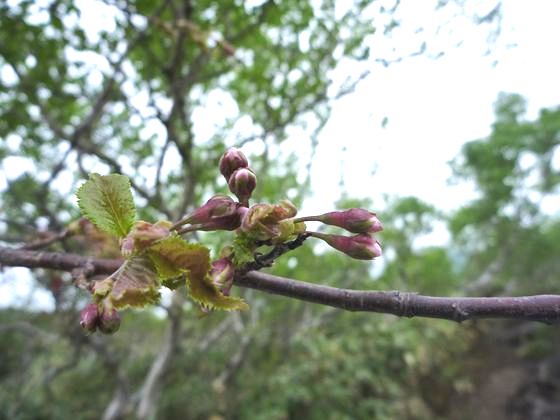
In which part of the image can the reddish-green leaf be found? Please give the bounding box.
[104,255,161,309]
[149,235,248,311]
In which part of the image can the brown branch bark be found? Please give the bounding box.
[1,245,560,324]
[236,272,560,324]
[0,246,121,275]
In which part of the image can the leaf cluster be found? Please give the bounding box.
[77,173,247,315]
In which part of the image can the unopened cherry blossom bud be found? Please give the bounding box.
[189,195,239,224]
[319,209,383,234]
[98,307,121,335]
[181,195,243,231]
[80,303,99,334]
[310,232,382,260]
[210,257,235,295]
[219,147,249,180]
[228,167,257,204]
[197,216,243,232]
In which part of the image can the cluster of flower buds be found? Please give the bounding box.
[173,149,258,234]
[216,150,383,260]
[77,146,386,334]
[80,302,121,335]
[219,148,257,206]
[300,209,384,260]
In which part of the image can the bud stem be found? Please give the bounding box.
[170,216,194,231]
[175,224,204,235]
[306,231,329,240]
[291,216,322,224]
[176,221,239,236]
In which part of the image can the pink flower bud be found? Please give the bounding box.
[187,195,242,231]
[197,216,243,232]
[80,303,99,334]
[219,147,249,180]
[319,209,383,233]
[189,195,239,224]
[228,167,257,204]
[98,307,121,335]
[210,257,235,295]
[312,232,382,260]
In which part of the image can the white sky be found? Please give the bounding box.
[2,1,560,308]
[307,1,560,221]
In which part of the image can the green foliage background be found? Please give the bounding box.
[1,1,559,419]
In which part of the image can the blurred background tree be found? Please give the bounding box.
[1,0,560,419]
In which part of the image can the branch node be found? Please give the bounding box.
[72,260,96,291]
[451,302,468,323]
[396,291,414,318]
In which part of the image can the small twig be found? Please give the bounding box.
[20,230,70,251]
[236,233,311,275]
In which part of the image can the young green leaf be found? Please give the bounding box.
[149,235,248,311]
[107,255,161,309]
[77,173,136,238]
[232,232,256,266]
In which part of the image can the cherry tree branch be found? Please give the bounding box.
[235,272,560,324]
[1,245,559,324]
[0,246,121,275]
